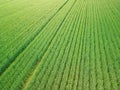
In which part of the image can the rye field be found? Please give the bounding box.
[0,0,120,90]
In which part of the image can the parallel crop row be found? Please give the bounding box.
[0,0,120,90]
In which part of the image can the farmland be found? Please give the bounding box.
[0,0,120,90]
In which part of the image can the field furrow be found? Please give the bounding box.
[0,0,120,90]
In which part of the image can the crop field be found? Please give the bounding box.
[0,0,120,90]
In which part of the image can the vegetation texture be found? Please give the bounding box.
[0,0,120,90]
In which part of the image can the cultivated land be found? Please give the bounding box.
[0,0,120,90]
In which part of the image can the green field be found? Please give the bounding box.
[0,0,120,90]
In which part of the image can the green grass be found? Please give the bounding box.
[0,0,120,90]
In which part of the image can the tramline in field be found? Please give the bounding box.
[0,0,120,90]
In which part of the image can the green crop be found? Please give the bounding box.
[0,0,120,90]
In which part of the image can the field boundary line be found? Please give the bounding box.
[0,0,70,76]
